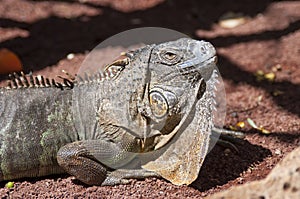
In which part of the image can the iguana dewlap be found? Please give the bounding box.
[0,38,218,186]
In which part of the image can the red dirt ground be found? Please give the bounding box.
[0,0,299,198]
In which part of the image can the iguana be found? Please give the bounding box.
[0,38,223,186]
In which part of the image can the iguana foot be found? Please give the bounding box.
[212,126,245,153]
[212,126,245,139]
[57,141,108,185]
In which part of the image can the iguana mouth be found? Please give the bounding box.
[178,55,217,69]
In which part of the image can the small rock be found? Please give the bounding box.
[224,148,231,156]
[274,149,282,155]
[218,12,248,28]
[237,177,244,184]
[67,53,75,60]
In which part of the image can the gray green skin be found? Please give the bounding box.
[0,38,218,186]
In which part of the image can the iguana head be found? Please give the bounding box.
[139,38,217,137]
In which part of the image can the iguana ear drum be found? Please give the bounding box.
[149,88,177,118]
[149,91,169,118]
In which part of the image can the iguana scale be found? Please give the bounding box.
[0,38,218,186]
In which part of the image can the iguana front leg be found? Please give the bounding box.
[57,139,159,185]
[212,127,245,139]
[211,127,245,153]
[101,169,160,186]
[57,141,108,185]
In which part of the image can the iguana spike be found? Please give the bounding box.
[35,76,40,87]
[13,72,24,88]
[45,78,51,87]
[38,75,48,87]
[8,73,18,89]
[29,73,35,87]
[21,71,30,87]
[99,70,105,82]
[6,80,12,89]
[62,70,76,81]
[52,79,63,90]
[57,75,74,89]
[4,71,73,89]
[73,56,127,85]
[106,67,115,79]
[90,73,96,83]
[63,78,74,89]
[40,76,45,87]
[76,75,84,84]
[84,72,90,83]
[94,69,103,83]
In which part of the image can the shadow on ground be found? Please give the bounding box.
[192,137,271,191]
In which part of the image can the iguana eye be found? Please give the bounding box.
[159,50,181,65]
[164,52,177,60]
[149,91,169,118]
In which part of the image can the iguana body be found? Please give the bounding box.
[0,38,218,185]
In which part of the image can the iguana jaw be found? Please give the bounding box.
[178,55,217,69]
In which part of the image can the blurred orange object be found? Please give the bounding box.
[0,48,23,74]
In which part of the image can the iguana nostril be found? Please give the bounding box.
[200,46,207,54]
